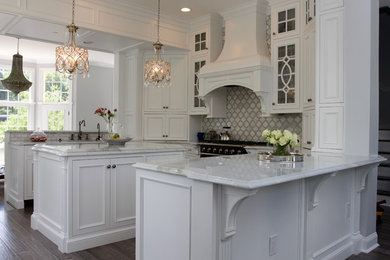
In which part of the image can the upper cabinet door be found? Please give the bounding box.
[302,28,316,109]
[271,38,301,113]
[192,29,209,56]
[166,55,188,113]
[271,2,300,40]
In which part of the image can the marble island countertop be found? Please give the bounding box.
[134,152,385,189]
[31,141,186,157]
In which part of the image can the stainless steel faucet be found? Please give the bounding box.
[78,120,86,140]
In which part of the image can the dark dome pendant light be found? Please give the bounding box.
[1,38,32,96]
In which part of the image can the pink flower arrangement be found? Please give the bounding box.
[94,107,117,123]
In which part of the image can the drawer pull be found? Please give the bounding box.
[308,98,312,102]
[107,165,111,169]
[307,141,312,145]
[112,165,116,169]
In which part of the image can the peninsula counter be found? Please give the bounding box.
[135,153,384,260]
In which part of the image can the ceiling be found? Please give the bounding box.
[123,0,256,20]
[0,0,253,60]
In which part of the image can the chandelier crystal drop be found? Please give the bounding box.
[144,0,171,88]
[1,38,32,96]
[55,0,89,78]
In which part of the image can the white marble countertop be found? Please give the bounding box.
[134,152,385,189]
[32,141,186,157]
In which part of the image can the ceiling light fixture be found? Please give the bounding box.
[144,0,171,88]
[181,7,191,12]
[55,0,89,78]
[1,38,32,96]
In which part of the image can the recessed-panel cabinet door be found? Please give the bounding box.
[144,84,165,112]
[166,115,188,140]
[143,115,165,140]
[166,56,188,112]
[110,156,144,228]
[72,159,110,235]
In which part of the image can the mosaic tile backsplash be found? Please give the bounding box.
[201,87,302,142]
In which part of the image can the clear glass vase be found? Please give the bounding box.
[107,120,113,136]
[273,144,290,156]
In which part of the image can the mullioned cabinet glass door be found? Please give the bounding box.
[271,38,301,113]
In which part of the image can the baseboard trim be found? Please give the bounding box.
[362,232,379,253]
[312,235,352,260]
[7,194,24,209]
[64,226,136,253]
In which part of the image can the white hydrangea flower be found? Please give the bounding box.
[279,136,288,146]
[262,129,271,138]
[283,130,292,140]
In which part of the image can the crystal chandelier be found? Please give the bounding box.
[144,0,171,88]
[1,38,32,96]
[55,0,89,78]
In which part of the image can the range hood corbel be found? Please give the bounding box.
[198,0,272,116]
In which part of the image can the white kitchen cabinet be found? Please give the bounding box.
[302,109,315,149]
[72,156,142,236]
[271,2,300,40]
[302,0,316,33]
[189,58,208,114]
[318,106,344,150]
[144,55,188,113]
[5,143,34,208]
[271,38,301,113]
[318,0,343,13]
[190,14,223,61]
[318,10,344,104]
[143,114,188,141]
[24,147,34,200]
[302,28,316,109]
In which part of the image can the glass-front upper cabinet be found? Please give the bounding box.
[271,2,300,40]
[271,38,301,113]
[190,59,207,114]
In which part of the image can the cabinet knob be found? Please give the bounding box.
[308,17,313,22]
[307,141,312,145]
[307,98,312,102]
[107,165,111,169]
[272,102,275,105]
[112,165,116,169]
[273,32,276,35]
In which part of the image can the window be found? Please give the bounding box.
[44,72,70,103]
[0,67,32,142]
[39,69,72,131]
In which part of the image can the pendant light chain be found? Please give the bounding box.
[72,0,75,25]
[157,0,160,42]
[17,38,20,54]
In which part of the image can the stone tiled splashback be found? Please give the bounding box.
[201,87,302,142]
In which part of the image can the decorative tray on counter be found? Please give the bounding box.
[258,152,304,162]
[102,137,132,146]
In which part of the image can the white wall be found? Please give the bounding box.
[75,65,114,132]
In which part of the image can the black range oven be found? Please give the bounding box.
[199,141,267,157]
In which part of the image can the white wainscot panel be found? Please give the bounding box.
[319,106,344,150]
[318,0,344,13]
[140,178,191,260]
[319,10,344,104]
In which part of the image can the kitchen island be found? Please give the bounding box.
[30,141,185,253]
[134,153,385,260]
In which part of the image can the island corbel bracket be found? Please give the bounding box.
[220,186,259,240]
[357,163,381,192]
[307,171,339,211]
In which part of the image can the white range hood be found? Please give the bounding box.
[198,0,272,115]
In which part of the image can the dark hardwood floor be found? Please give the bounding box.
[0,180,389,260]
